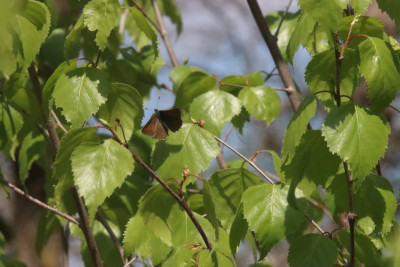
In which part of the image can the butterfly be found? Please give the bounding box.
[141,108,183,139]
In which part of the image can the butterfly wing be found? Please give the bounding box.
[142,114,169,139]
[158,108,183,132]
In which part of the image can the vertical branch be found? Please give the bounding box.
[151,0,179,67]
[335,40,356,267]
[28,64,104,267]
[247,0,302,111]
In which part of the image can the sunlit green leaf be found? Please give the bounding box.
[359,37,400,113]
[322,104,389,180]
[169,66,205,92]
[83,0,120,50]
[351,0,374,13]
[0,98,24,159]
[71,139,134,217]
[190,90,241,135]
[64,16,84,59]
[242,184,305,258]
[238,86,280,124]
[376,0,400,28]
[338,16,383,47]
[152,124,219,179]
[53,67,111,127]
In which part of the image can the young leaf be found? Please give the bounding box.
[350,0,374,14]
[355,175,396,236]
[359,37,400,113]
[229,203,248,255]
[97,83,143,140]
[169,66,205,92]
[197,250,235,267]
[242,184,305,258]
[138,184,179,246]
[336,229,381,266]
[190,90,241,135]
[281,95,316,163]
[53,67,111,127]
[71,139,134,217]
[162,246,195,267]
[322,104,390,180]
[174,71,217,109]
[238,86,281,124]
[83,0,120,50]
[152,124,219,179]
[208,168,264,230]
[287,234,338,267]
[282,130,341,206]
[123,214,171,264]
[298,0,347,33]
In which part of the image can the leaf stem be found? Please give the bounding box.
[0,178,79,225]
[151,0,179,67]
[247,0,302,111]
[215,136,274,183]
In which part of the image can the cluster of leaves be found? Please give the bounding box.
[0,0,399,266]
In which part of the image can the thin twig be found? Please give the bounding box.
[119,8,129,36]
[151,0,179,66]
[274,0,294,37]
[96,210,126,264]
[123,256,138,267]
[51,110,68,133]
[217,125,233,169]
[215,136,274,184]
[304,214,324,234]
[247,0,302,111]
[0,178,79,225]
[129,0,161,32]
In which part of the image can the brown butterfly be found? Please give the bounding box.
[141,108,183,139]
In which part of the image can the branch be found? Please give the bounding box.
[0,178,79,225]
[215,136,274,184]
[274,0,294,37]
[217,125,233,169]
[247,0,302,111]
[151,0,179,67]
[129,0,161,32]
[114,123,213,250]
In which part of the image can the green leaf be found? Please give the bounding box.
[322,104,390,180]
[197,250,235,267]
[282,130,341,206]
[336,229,380,266]
[0,98,24,159]
[238,86,280,124]
[355,175,396,236]
[18,131,45,184]
[351,0,374,13]
[83,0,120,50]
[376,0,400,28]
[305,48,359,110]
[14,0,50,68]
[162,246,195,267]
[129,7,158,56]
[161,0,182,35]
[229,203,248,255]
[287,12,316,64]
[138,183,178,246]
[231,107,250,134]
[298,0,347,33]
[42,61,77,118]
[325,172,349,221]
[266,11,300,61]
[35,211,61,255]
[64,15,84,60]
[53,66,111,127]
[359,37,400,113]
[203,180,219,240]
[220,72,264,95]
[242,184,305,258]
[53,127,99,215]
[190,90,241,135]
[152,124,219,179]
[288,234,337,267]
[281,96,316,163]
[208,168,263,230]
[71,139,134,217]
[98,83,143,141]
[123,214,171,264]
[169,65,205,92]
[174,72,217,109]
